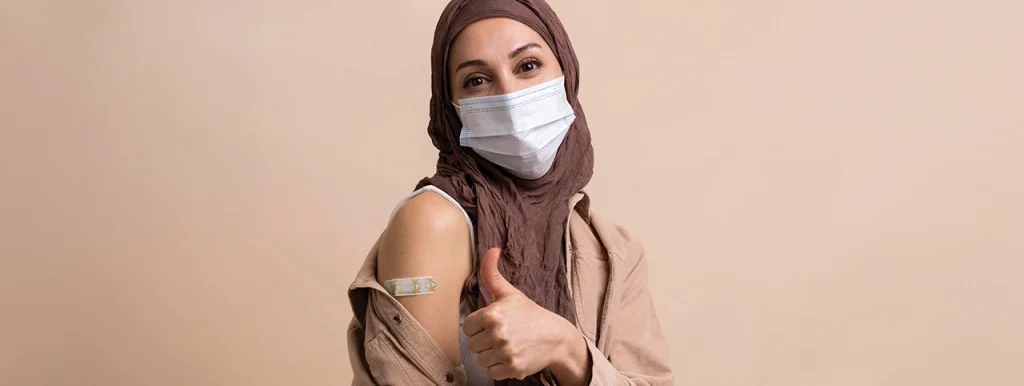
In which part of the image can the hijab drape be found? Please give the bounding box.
[416,1,594,383]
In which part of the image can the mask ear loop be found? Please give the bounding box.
[451,100,469,147]
[451,100,463,119]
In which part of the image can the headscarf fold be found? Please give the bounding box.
[416,1,594,383]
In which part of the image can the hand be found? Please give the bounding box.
[462,248,590,383]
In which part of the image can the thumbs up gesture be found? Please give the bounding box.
[477,247,523,302]
[462,248,591,383]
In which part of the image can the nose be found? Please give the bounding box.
[494,79,516,96]
[493,72,530,96]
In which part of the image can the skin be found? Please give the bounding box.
[448,18,563,105]
[378,191,472,365]
[378,17,590,385]
[464,247,590,384]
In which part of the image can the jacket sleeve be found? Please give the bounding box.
[347,318,378,386]
[586,232,674,386]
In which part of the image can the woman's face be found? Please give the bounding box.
[448,18,563,104]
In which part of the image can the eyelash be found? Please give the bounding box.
[515,58,543,74]
[462,58,545,89]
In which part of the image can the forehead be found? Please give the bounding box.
[449,18,550,62]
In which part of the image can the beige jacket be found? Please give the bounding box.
[347,193,673,385]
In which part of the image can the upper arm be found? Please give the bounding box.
[377,192,473,365]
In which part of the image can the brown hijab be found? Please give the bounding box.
[416,0,593,382]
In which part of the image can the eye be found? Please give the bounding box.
[463,75,489,89]
[516,58,543,74]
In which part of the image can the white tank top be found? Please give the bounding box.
[389,186,492,385]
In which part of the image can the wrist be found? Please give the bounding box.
[549,321,590,385]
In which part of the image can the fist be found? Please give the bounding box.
[462,248,579,381]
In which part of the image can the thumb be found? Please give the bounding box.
[480,247,520,301]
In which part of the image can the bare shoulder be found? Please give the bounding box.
[376,190,473,365]
[389,191,467,235]
[378,191,472,278]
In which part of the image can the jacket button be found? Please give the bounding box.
[444,372,455,383]
[392,315,402,324]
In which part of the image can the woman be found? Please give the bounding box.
[347,0,673,385]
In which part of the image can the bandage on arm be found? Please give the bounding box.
[384,276,438,297]
[376,192,473,365]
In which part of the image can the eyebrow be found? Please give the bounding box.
[453,43,543,73]
[454,59,487,73]
[508,42,541,59]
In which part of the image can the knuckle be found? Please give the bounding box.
[495,336,509,347]
[492,326,508,343]
[484,309,502,324]
[508,358,523,372]
[499,345,515,358]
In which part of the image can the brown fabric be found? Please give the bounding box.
[417,6,593,381]
[347,195,675,385]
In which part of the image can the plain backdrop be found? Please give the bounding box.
[2,0,1023,385]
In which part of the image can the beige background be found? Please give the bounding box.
[2,0,1023,385]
